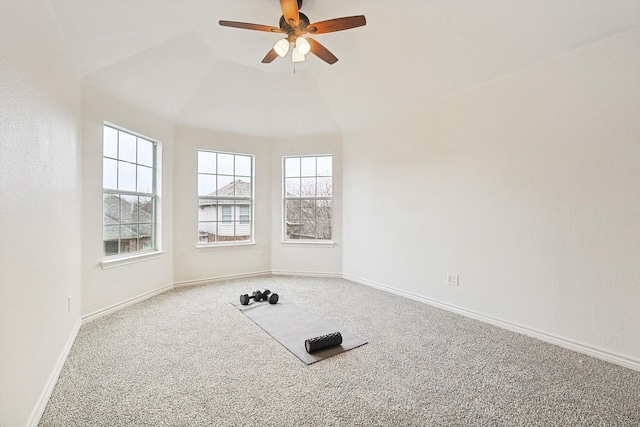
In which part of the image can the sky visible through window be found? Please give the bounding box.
[103,126,155,194]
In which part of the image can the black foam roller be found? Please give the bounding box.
[304,332,343,354]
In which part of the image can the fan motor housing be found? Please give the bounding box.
[279,12,310,37]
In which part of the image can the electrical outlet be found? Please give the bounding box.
[258,252,263,260]
[446,274,459,287]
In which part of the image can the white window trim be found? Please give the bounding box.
[195,242,256,250]
[197,149,255,245]
[102,122,161,260]
[100,250,166,270]
[282,154,333,243]
[280,240,335,247]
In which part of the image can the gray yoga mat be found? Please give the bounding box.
[232,297,367,365]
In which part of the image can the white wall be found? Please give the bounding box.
[80,85,174,317]
[343,29,640,365]
[172,125,271,284]
[270,135,343,276]
[0,2,82,425]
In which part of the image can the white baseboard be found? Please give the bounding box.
[173,270,272,289]
[82,283,174,324]
[343,274,640,372]
[28,318,81,427]
[271,270,342,278]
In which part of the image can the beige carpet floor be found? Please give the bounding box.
[39,275,640,426]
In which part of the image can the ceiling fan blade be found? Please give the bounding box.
[219,20,282,33]
[307,38,338,65]
[307,15,366,34]
[280,0,300,26]
[262,49,279,64]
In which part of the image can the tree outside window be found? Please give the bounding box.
[283,155,332,240]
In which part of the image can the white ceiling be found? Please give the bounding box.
[47,0,640,138]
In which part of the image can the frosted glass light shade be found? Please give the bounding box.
[274,38,290,57]
[292,48,306,63]
[295,37,311,55]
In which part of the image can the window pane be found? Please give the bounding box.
[104,239,119,256]
[103,194,119,225]
[285,157,300,177]
[300,219,317,239]
[198,175,216,196]
[120,224,137,249]
[103,126,118,158]
[217,175,234,194]
[235,178,251,197]
[198,200,216,221]
[317,156,332,176]
[316,221,332,239]
[139,223,152,238]
[118,161,136,192]
[138,196,153,223]
[300,177,316,197]
[218,153,234,175]
[235,233,250,242]
[301,157,316,177]
[285,200,301,220]
[120,195,137,224]
[316,200,332,220]
[119,132,137,163]
[138,138,154,167]
[235,155,251,176]
[198,151,216,174]
[317,177,332,197]
[285,178,300,197]
[199,222,217,243]
[103,225,119,242]
[136,165,153,193]
[103,158,118,189]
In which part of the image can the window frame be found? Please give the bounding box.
[282,155,333,242]
[102,123,159,259]
[197,149,254,246]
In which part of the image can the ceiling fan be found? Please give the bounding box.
[219,0,366,65]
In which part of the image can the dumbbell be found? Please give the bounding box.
[261,290,279,304]
[239,289,279,305]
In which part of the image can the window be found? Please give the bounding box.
[283,155,332,240]
[198,150,253,244]
[239,206,250,224]
[221,206,232,224]
[103,124,157,257]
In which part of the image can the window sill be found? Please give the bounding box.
[280,240,336,248]
[100,250,166,270]
[195,242,256,250]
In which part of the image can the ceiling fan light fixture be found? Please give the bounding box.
[292,48,306,63]
[274,38,290,57]
[295,37,311,55]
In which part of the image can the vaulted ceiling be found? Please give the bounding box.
[47,0,640,138]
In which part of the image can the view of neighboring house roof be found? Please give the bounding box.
[103,194,153,240]
[199,179,251,207]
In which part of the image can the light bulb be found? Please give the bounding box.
[274,38,290,57]
[295,37,311,55]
